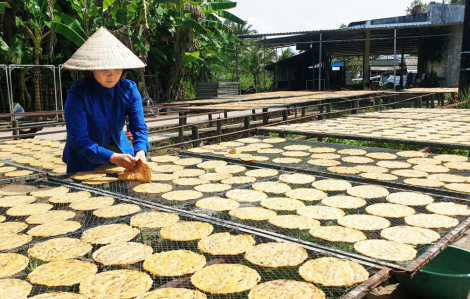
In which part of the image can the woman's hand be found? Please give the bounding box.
[135,150,147,163]
[110,153,138,170]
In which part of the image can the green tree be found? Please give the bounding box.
[405,0,428,15]
[279,48,295,60]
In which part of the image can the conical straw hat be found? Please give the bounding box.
[63,27,146,71]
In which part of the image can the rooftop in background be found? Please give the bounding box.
[238,3,465,39]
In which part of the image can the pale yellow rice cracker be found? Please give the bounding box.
[0,222,27,235]
[130,211,179,228]
[380,226,441,245]
[162,190,204,201]
[196,196,240,211]
[240,155,270,162]
[342,156,374,164]
[338,215,390,231]
[172,169,205,178]
[297,206,345,220]
[261,137,286,144]
[237,137,262,143]
[27,221,81,237]
[405,214,459,229]
[4,170,34,177]
[252,182,291,194]
[327,166,360,174]
[0,233,32,251]
[7,203,53,216]
[346,185,389,199]
[194,183,232,193]
[28,238,92,262]
[321,195,366,209]
[219,141,244,147]
[187,148,213,154]
[391,169,428,178]
[444,162,470,170]
[197,160,227,169]
[26,210,76,225]
[299,257,369,287]
[286,188,327,201]
[0,184,37,196]
[248,279,325,299]
[354,240,417,262]
[428,174,467,183]
[396,151,428,158]
[0,278,32,299]
[64,195,110,211]
[445,183,470,193]
[308,159,341,167]
[0,195,36,207]
[49,191,91,204]
[366,152,397,160]
[70,172,106,180]
[198,232,255,255]
[229,207,277,221]
[386,192,434,206]
[226,189,267,202]
[0,253,29,279]
[172,177,209,186]
[312,179,352,191]
[150,155,180,163]
[152,164,184,173]
[173,158,203,166]
[80,270,152,299]
[310,153,341,160]
[354,165,388,173]
[215,165,246,174]
[199,172,232,182]
[92,242,153,266]
[309,226,367,243]
[261,197,305,211]
[136,288,206,299]
[281,151,310,157]
[245,242,308,267]
[272,157,302,164]
[245,169,278,178]
[338,149,367,156]
[133,183,173,194]
[81,224,139,244]
[160,221,213,241]
[426,202,470,216]
[284,145,312,151]
[309,147,337,153]
[404,178,445,188]
[366,203,415,218]
[257,148,284,154]
[268,215,320,230]
[360,173,399,181]
[279,173,316,185]
[29,292,86,299]
[93,203,141,218]
[433,154,468,162]
[407,158,441,165]
[0,166,17,174]
[28,259,98,286]
[151,173,178,181]
[221,176,257,185]
[191,264,260,294]
[376,161,412,169]
[413,164,449,173]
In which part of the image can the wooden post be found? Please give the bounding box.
[301,107,306,123]
[191,125,199,147]
[279,110,289,138]
[224,111,228,119]
[287,105,291,115]
[326,104,332,119]
[243,116,251,137]
[425,95,430,108]
[12,120,19,140]
[183,113,188,125]
[208,113,213,127]
[178,113,184,142]
[252,109,256,121]
[262,108,269,125]
[393,95,399,109]
[216,118,222,143]
[430,94,435,108]
[352,100,359,114]
[318,104,324,120]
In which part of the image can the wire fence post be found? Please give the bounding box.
[326,104,332,119]
[191,125,199,147]
[216,118,222,143]
[262,108,269,125]
[178,112,184,142]
[243,116,251,137]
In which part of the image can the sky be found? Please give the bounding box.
[230,0,427,34]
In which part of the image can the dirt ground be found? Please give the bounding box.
[366,228,470,299]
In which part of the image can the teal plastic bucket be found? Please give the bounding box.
[397,245,470,299]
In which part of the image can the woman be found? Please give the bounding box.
[62,27,149,174]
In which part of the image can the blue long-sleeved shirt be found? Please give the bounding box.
[63,78,150,173]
